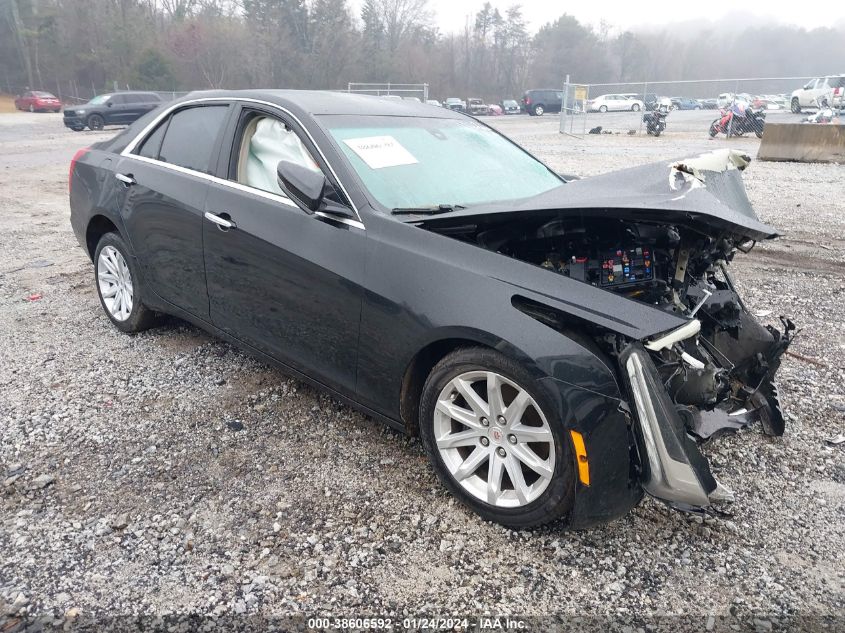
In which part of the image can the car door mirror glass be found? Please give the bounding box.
[277,160,327,214]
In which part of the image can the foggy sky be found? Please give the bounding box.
[423,0,845,34]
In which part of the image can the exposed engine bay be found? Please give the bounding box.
[417,150,796,513]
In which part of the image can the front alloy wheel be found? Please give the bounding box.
[420,348,575,528]
[87,114,104,131]
[433,370,556,508]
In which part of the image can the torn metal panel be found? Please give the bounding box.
[416,149,777,241]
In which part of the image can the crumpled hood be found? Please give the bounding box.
[418,149,778,242]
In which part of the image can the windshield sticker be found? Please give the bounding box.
[343,136,419,169]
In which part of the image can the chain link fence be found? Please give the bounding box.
[559,76,831,137]
[347,82,429,102]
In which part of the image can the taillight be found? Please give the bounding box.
[69,147,89,194]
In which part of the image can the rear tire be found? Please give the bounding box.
[94,232,158,333]
[599,105,607,113]
[28,104,35,113]
[632,103,641,112]
[419,347,575,528]
[87,114,104,131]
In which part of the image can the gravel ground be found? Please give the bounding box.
[0,111,843,631]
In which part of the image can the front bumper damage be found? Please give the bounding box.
[621,316,795,512]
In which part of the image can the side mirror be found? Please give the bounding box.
[106,101,113,107]
[276,160,327,214]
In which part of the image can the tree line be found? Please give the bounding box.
[2,0,844,102]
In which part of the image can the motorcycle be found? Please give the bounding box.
[708,100,766,138]
[643,106,669,136]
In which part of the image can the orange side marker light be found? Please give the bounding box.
[569,430,590,486]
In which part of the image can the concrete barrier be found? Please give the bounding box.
[757,122,845,163]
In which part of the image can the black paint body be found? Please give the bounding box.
[69,90,779,529]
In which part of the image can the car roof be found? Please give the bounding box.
[178,89,466,120]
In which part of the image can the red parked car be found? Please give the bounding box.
[15,91,62,113]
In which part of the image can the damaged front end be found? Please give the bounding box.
[417,149,796,514]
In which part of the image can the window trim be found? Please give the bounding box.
[121,97,363,229]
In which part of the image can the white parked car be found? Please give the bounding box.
[586,94,644,113]
[790,76,844,113]
[425,99,442,107]
[717,93,753,109]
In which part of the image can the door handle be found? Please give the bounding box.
[204,211,236,230]
[115,172,135,186]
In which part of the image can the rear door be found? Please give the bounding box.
[201,103,365,396]
[119,94,149,123]
[117,102,231,319]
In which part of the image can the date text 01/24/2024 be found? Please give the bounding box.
[306,616,527,630]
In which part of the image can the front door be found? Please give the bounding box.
[118,102,231,319]
[202,105,365,396]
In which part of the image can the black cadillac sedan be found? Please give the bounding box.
[69,90,793,529]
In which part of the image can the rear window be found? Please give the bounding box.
[155,105,229,173]
[137,120,168,159]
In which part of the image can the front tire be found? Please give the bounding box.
[598,105,608,113]
[791,98,801,114]
[87,113,104,131]
[28,104,35,113]
[533,104,545,116]
[419,347,575,528]
[709,120,720,138]
[632,103,641,112]
[94,232,157,333]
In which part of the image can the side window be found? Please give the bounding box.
[111,94,128,105]
[158,105,228,174]
[233,113,320,197]
[136,119,169,159]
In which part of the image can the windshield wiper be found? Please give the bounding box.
[391,204,466,215]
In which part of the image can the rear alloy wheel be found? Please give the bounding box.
[87,114,104,131]
[29,104,35,113]
[791,98,801,114]
[599,105,608,113]
[94,232,157,332]
[533,105,545,116]
[420,348,575,528]
[632,103,641,112]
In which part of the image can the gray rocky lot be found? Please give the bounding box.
[0,112,842,630]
